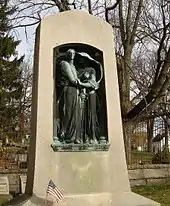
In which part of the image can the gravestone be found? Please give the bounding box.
[5,10,160,206]
[0,176,9,195]
[20,175,27,194]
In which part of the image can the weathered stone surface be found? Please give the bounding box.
[20,175,27,194]
[143,168,169,178]
[147,178,170,185]
[0,176,9,195]
[128,169,144,180]
[2,166,170,194]
[166,167,170,176]
[8,174,20,193]
[6,192,160,206]
[130,179,146,187]
[128,164,170,169]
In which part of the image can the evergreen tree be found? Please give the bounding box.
[0,0,24,137]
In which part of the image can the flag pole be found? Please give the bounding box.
[45,194,47,206]
[45,185,48,206]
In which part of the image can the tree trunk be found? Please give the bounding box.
[120,49,132,117]
[122,120,133,165]
[87,0,92,14]
[147,118,154,152]
[117,48,132,164]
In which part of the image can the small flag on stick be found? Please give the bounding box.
[46,180,64,202]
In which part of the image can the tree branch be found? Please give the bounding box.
[11,20,41,29]
[126,47,170,119]
[125,0,132,43]
[51,0,71,11]
[119,0,126,44]
[87,0,92,14]
[154,5,170,81]
[105,0,120,22]
[130,0,143,45]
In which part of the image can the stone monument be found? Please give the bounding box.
[5,10,160,206]
[0,176,9,195]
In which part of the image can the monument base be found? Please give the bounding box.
[51,142,110,152]
[4,192,160,206]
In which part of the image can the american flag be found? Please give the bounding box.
[46,180,64,202]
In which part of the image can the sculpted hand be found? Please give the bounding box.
[77,79,82,85]
[94,82,99,90]
[89,80,99,90]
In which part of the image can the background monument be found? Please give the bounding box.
[5,10,160,206]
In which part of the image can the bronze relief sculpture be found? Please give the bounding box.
[52,46,109,151]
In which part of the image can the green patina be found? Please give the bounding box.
[51,142,110,152]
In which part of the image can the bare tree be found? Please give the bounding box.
[105,0,170,162]
[19,60,33,137]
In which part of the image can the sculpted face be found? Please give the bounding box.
[66,49,75,60]
[84,71,90,79]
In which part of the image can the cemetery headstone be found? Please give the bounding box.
[0,176,9,195]
[20,175,27,194]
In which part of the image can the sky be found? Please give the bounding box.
[16,26,36,60]
[13,0,106,61]
[13,1,60,60]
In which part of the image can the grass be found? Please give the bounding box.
[1,186,170,206]
[0,199,7,206]
[132,185,170,206]
[0,195,12,206]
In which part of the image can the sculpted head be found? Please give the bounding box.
[66,49,76,60]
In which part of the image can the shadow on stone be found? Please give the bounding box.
[30,194,53,206]
[2,194,31,206]
[2,194,53,206]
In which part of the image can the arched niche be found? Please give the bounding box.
[52,43,109,151]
